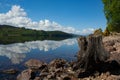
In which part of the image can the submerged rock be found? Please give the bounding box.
[25,59,46,70]
[2,69,18,74]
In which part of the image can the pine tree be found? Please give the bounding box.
[102,0,120,32]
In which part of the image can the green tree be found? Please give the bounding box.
[102,0,120,32]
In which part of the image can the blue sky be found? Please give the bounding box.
[0,0,106,34]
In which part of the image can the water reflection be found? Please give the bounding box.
[0,39,76,64]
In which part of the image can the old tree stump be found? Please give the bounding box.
[76,35,109,72]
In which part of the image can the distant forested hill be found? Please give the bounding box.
[0,25,76,44]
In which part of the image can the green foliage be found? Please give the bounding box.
[0,25,74,44]
[102,0,120,32]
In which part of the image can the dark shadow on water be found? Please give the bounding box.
[0,36,75,45]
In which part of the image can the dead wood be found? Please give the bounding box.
[77,35,109,71]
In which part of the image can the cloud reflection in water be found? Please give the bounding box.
[0,39,76,64]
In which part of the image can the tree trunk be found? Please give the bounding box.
[77,35,109,71]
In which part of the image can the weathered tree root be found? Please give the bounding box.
[77,35,110,71]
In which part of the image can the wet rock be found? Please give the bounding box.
[60,73,78,80]
[56,76,63,80]
[48,59,67,68]
[25,59,46,70]
[66,67,76,77]
[47,72,56,79]
[34,77,41,80]
[55,68,64,73]
[41,67,49,73]
[17,69,32,80]
[2,69,18,74]
[40,72,50,76]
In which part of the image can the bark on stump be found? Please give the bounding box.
[77,35,109,71]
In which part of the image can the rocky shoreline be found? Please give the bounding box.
[2,34,120,80]
[15,34,120,80]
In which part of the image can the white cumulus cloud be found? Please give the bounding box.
[80,28,95,35]
[0,5,95,34]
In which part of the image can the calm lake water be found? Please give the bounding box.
[0,38,79,79]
